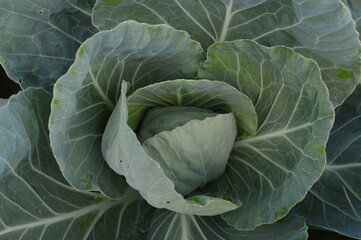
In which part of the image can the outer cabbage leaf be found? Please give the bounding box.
[92,0,361,106]
[49,21,203,198]
[66,0,96,15]
[142,113,237,195]
[0,0,98,89]
[148,210,308,240]
[102,82,239,216]
[343,0,361,39]
[294,84,361,239]
[198,40,335,230]
[0,88,155,240]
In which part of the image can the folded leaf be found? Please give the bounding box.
[102,82,239,216]
[49,21,203,198]
[142,112,237,195]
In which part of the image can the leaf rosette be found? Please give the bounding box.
[102,79,256,216]
[1,0,359,238]
[0,86,309,239]
[49,20,334,231]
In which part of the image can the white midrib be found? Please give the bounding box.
[0,199,118,236]
[324,163,361,171]
[234,122,313,146]
[219,0,234,42]
[189,216,208,240]
[181,214,189,239]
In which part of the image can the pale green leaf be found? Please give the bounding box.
[148,210,308,240]
[0,0,98,89]
[198,40,334,230]
[102,82,238,216]
[127,79,257,138]
[294,84,361,239]
[0,89,155,240]
[142,112,237,195]
[93,0,361,106]
[49,21,203,198]
[137,106,218,143]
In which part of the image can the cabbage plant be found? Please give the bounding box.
[0,0,360,239]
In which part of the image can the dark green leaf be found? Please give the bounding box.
[294,84,361,239]
[0,0,97,89]
[0,88,155,239]
[147,211,308,240]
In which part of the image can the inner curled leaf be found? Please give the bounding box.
[141,111,237,195]
[137,106,217,143]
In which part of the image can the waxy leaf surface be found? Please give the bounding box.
[49,21,203,198]
[148,210,308,240]
[199,40,334,230]
[102,82,239,216]
[294,85,361,239]
[0,88,154,240]
[93,0,361,106]
[0,0,97,89]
